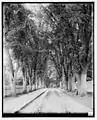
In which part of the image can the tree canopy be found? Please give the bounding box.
[3,3,93,97]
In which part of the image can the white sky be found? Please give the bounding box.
[23,4,49,14]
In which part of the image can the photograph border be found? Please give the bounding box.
[2,1,95,117]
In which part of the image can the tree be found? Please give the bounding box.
[3,3,36,95]
[66,4,93,96]
[44,3,93,95]
[3,3,93,97]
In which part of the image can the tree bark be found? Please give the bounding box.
[35,75,38,89]
[38,77,41,88]
[23,72,27,93]
[64,73,68,90]
[42,80,45,88]
[9,73,16,97]
[75,67,87,96]
[75,73,81,95]
[35,73,38,89]
[62,67,68,90]
[71,73,77,91]
[80,72,87,96]
[68,76,72,91]
[39,76,42,88]
[79,66,88,96]
[4,47,18,96]
[42,73,46,88]
[29,77,32,92]
[40,77,42,88]
[60,81,62,88]
[33,69,36,90]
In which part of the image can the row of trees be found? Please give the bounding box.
[3,3,93,97]
[3,4,49,96]
[45,4,93,96]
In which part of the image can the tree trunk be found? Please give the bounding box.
[5,48,20,97]
[33,70,36,90]
[39,76,42,88]
[62,67,68,90]
[37,76,39,89]
[62,68,64,88]
[40,77,42,88]
[64,73,68,90]
[68,76,72,91]
[42,73,46,88]
[36,78,38,90]
[42,80,44,88]
[9,72,16,97]
[23,73,27,93]
[75,73,81,95]
[32,84,35,91]
[60,81,62,88]
[71,73,77,91]
[78,67,88,96]
[11,80,16,96]
[75,69,87,96]
[80,72,87,96]
[38,77,41,88]
[35,74,38,89]
[29,77,32,92]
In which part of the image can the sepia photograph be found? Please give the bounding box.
[2,2,94,117]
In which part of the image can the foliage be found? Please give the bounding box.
[3,3,93,94]
[44,3,93,75]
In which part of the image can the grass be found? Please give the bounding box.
[64,90,93,109]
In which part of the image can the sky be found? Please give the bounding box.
[23,3,52,32]
[23,4,49,14]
